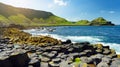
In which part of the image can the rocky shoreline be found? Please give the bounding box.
[0,28,120,67]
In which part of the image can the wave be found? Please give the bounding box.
[98,42,120,54]
[28,32,102,42]
[23,29,120,54]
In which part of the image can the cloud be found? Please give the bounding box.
[53,0,67,6]
[100,10,115,14]
[48,4,54,8]
[109,11,115,14]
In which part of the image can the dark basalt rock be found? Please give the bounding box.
[48,62,60,67]
[103,49,111,55]
[29,58,40,67]
[62,39,71,44]
[0,51,30,67]
[40,62,48,67]
[52,58,61,63]
[41,57,51,62]
[97,62,109,67]
[80,57,93,64]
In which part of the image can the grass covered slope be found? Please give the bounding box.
[0,2,115,27]
[0,2,70,27]
[75,17,115,26]
[0,3,53,19]
[90,17,115,26]
[75,20,90,25]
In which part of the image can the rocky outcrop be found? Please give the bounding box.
[2,28,61,46]
[0,40,120,67]
[1,28,120,67]
[0,44,30,67]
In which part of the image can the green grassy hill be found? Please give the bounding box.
[0,3,115,27]
[0,2,71,27]
[89,17,114,26]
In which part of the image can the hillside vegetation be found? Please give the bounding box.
[0,2,114,27]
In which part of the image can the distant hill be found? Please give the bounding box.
[0,2,71,27]
[75,17,115,26]
[0,2,115,27]
[89,17,115,26]
[0,3,53,19]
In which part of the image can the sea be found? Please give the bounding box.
[23,25,120,54]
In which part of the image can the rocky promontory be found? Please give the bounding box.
[0,28,120,67]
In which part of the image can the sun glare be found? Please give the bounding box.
[5,0,30,7]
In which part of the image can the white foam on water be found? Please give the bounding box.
[98,42,120,54]
[23,29,120,54]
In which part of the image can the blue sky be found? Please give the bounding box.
[0,0,120,24]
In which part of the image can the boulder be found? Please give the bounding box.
[0,51,30,67]
[62,39,71,44]
[97,62,109,67]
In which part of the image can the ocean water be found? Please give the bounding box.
[24,26,120,54]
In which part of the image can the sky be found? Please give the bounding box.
[0,0,120,24]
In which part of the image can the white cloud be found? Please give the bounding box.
[100,10,115,14]
[48,4,54,8]
[53,0,67,6]
[109,11,115,14]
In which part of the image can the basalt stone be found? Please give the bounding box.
[91,54,104,59]
[29,58,40,67]
[95,49,103,53]
[103,46,110,49]
[70,53,79,59]
[60,60,72,67]
[27,53,38,58]
[0,56,13,67]
[62,39,71,44]
[93,58,102,65]
[41,62,48,67]
[68,48,74,53]
[42,51,57,59]
[110,54,117,58]
[52,58,61,63]
[41,57,51,62]
[0,38,9,44]
[110,60,120,67]
[101,57,111,64]
[80,57,93,64]
[9,52,30,67]
[97,62,109,67]
[79,42,90,45]
[60,55,68,59]
[84,50,93,57]
[48,62,60,67]
[103,49,111,55]
[47,53,56,59]
[78,62,88,67]
[79,52,87,57]
[82,45,93,50]
[56,53,64,58]
[7,45,14,49]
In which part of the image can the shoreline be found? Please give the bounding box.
[0,27,120,67]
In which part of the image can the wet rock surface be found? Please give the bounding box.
[0,28,120,67]
[0,41,120,67]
